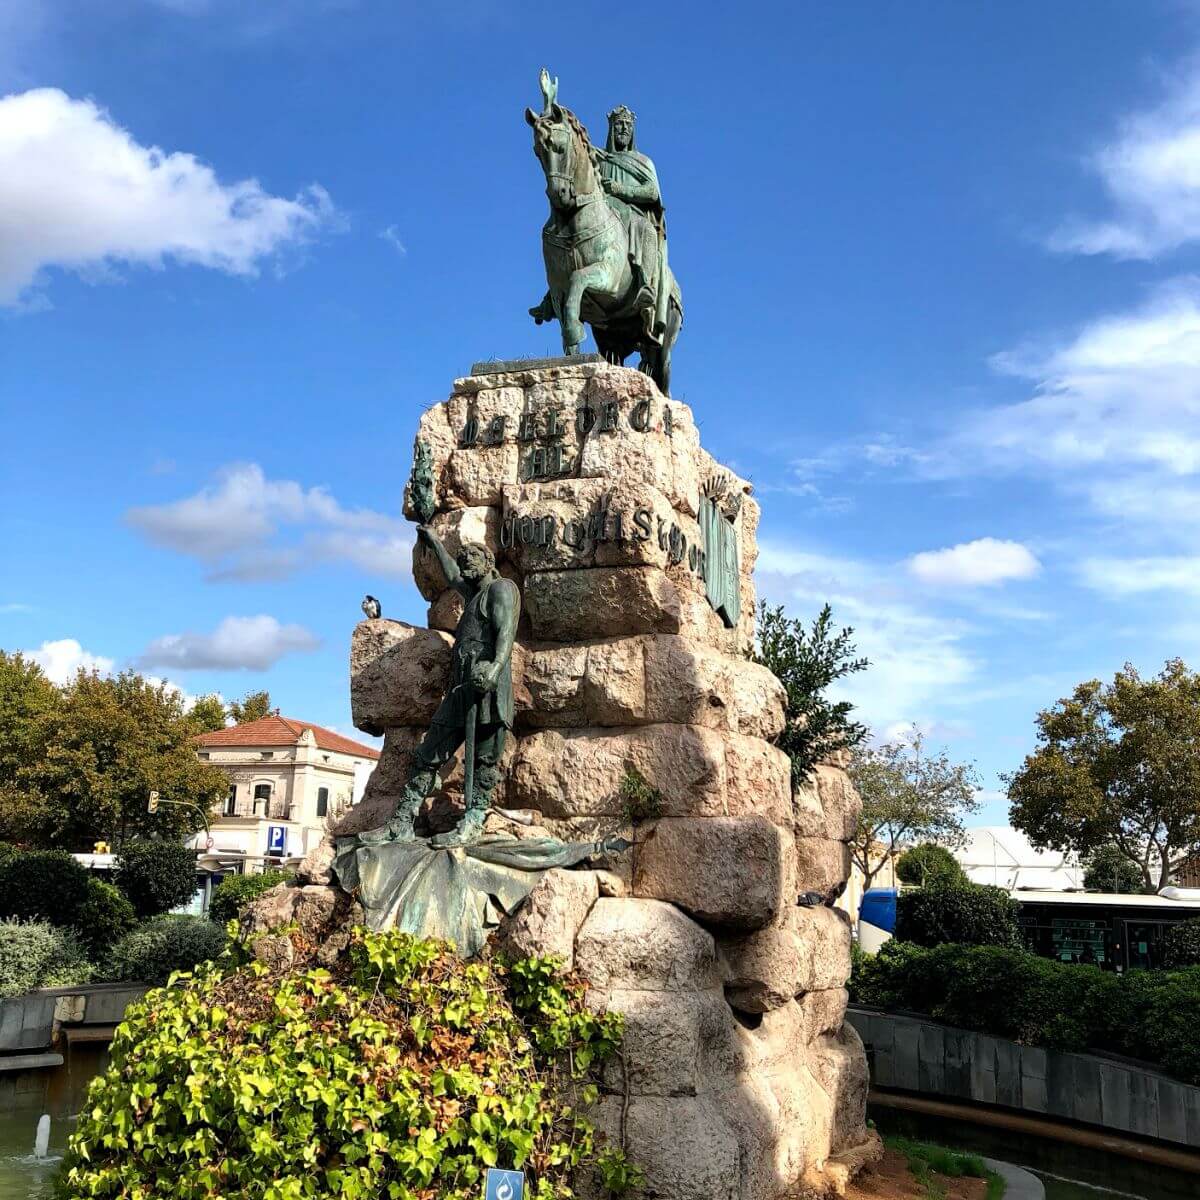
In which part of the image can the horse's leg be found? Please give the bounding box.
[653,300,682,396]
[562,263,610,355]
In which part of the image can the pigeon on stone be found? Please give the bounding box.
[361,595,382,620]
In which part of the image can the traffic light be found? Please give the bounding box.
[147,790,160,814]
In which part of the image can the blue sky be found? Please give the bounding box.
[5,1,1200,822]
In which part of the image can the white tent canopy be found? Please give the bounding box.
[951,826,1083,891]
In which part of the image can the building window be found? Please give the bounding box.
[224,785,237,817]
[253,783,271,815]
[316,787,329,818]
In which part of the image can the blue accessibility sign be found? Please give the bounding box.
[483,1168,525,1200]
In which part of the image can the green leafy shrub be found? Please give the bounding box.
[115,839,198,918]
[1164,917,1200,968]
[896,880,1021,949]
[895,843,965,887]
[64,930,630,1200]
[207,869,292,925]
[72,878,137,956]
[0,919,92,999]
[1083,844,1145,894]
[101,914,227,984]
[619,767,663,823]
[849,939,1200,1084]
[0,849,90,925]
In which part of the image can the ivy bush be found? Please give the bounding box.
[208,869,293,926]
[63,929,632,1200]
[0,849,90,925]
[115,840,200,918]
[0,919,92,999]
[895,880,1021,949]
[101,914,227,985]
[72,878,137,957]
[850,939,1200,1085]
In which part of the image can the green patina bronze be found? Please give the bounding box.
[336,519,632,954]
[699,474,742,629]
[408,437,436,525]
[527,69,683,395]
[333,833,628,956]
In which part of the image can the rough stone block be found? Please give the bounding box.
[794,834,851,895]
[719,905,851,1012]
[574,898,719,991]
[496,868,598,970]
[799,987,850,1045]
[793,763,862,842]
[812,1022,871,1155]
[524,566,682,640]
[350,620,452,736]
[585,1094,741,1200]
[634,816,790,930]
[596,988,730,1097]
[510,724,727,819]
[728,659,786,740]
[722,732,792,825]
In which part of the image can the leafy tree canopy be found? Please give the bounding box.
[1083,844,1146,894]
[754,601,868,782]
[186,693,228,734]
[849,731,980,894]
[116,840,200,919]
[0,665,227,850]
[227,690,272,725]
[1007,658,1200,892]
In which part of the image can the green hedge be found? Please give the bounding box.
[115,840,199,918]
[0,919,92,999]
[851,940,1200,1085]
[101,915,228,985]
[895,881,1022,949]
[0,850,90,925]
[72,878,137,957]
[207,869,292,926]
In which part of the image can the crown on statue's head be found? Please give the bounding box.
[607,104,636,124]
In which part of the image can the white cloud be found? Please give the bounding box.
[380,225,407,256]
[126,462,412,580]
[756,539,978,731]
[137,615,319,671]
[1051,70,1200,259]
[1079,555,1200,596]
[25,638,113,684]
[908,538,1040,588]
[0,88,338,307]
[961,278,1200,479]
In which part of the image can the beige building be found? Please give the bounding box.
[191,714,379,869]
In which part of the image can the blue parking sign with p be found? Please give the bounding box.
[484,1168,524,1200]
[267,825,286,856]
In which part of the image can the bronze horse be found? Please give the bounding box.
[526,74,683,395]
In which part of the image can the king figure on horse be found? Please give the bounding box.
[527,69,683,395]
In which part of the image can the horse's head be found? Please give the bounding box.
[526,101,598,214]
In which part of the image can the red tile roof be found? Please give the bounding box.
[195,714,380,760]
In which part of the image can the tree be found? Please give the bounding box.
[849,731,980,894]
[0,652,59,787]
[187,694,228,734]
[227,690,272,725]
[755,602,869,782]
[1007,659,1200,892]
[895,842,966,887]
[115,840,200,918]
[2,669,227,850]
[1083,844,1146,894]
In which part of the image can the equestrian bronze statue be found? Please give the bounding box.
[527,69,683,395]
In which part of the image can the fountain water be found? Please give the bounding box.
[33,1116,49,1162]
